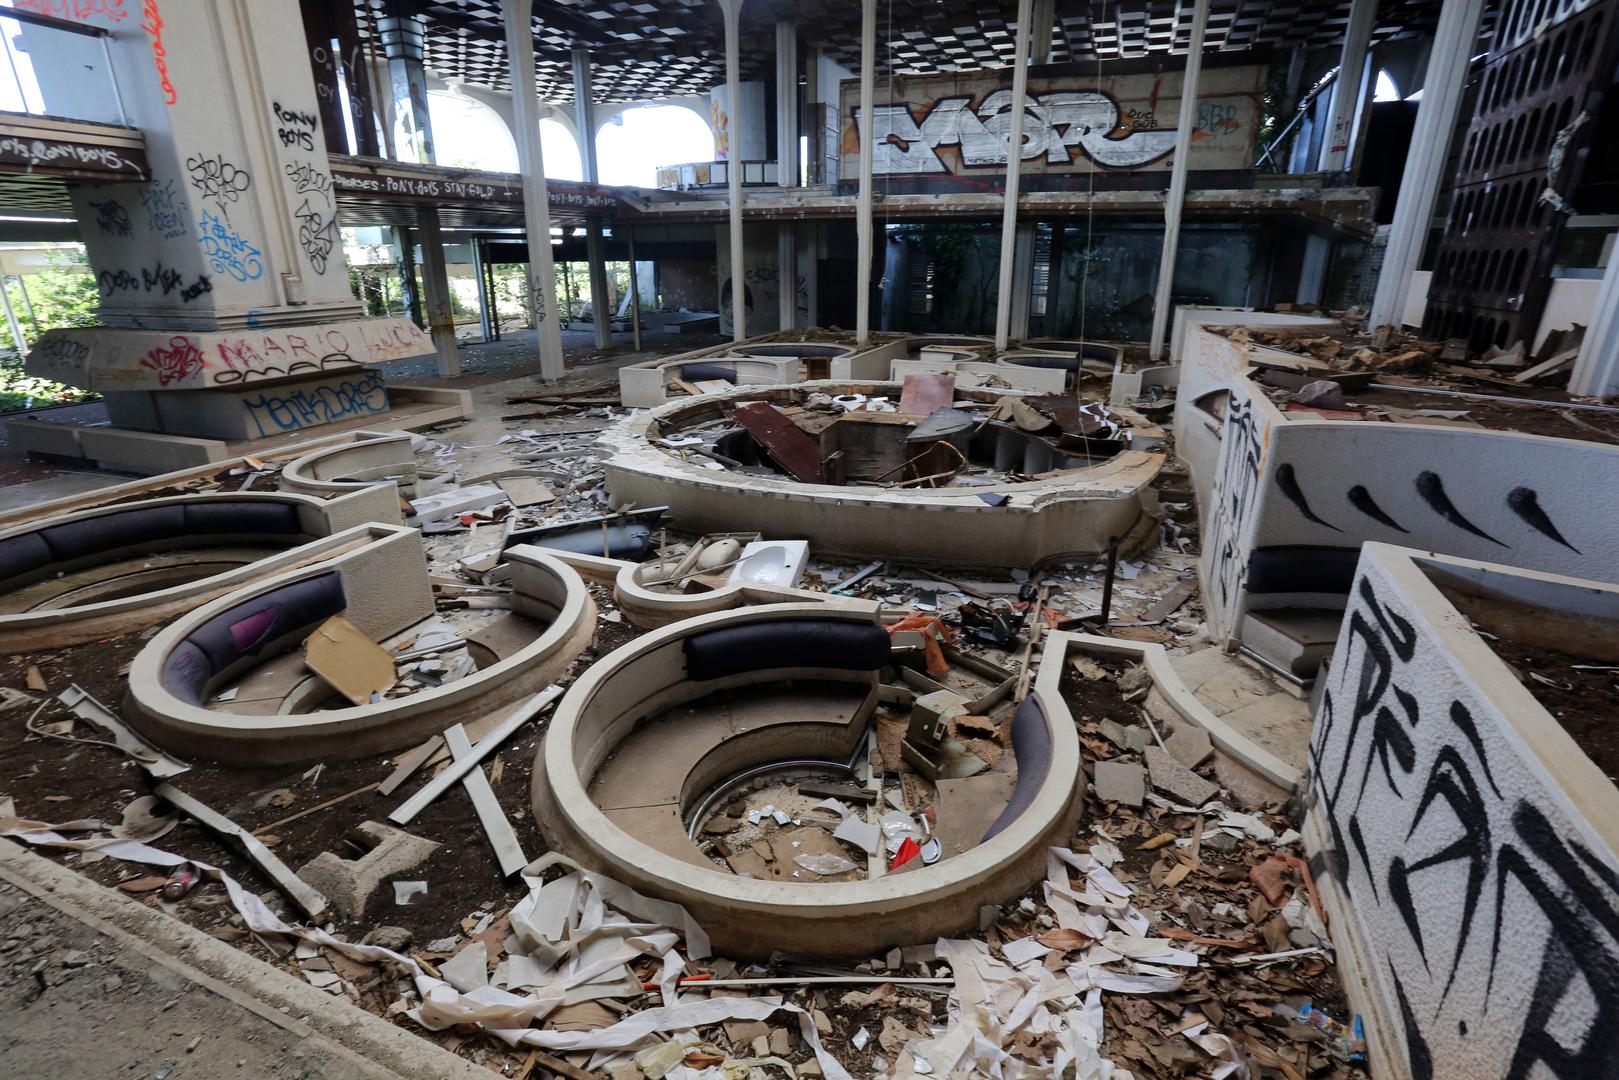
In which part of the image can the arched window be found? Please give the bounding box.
[1373,69,1400,102]
[540,119,584,181]
[595,104,716,187]
[423,90,517,171]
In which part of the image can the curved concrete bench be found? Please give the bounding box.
[278,431,417,503]
[604,381,1164,566]
[0,486,399,651]
[126,534,595,766]
[533,603,1084,957]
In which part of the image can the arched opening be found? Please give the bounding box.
[540,119,583,181]
[1373,69,1401,102]
[596,104,716,187]
[424,90,517,172]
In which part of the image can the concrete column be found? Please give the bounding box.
[993,0,1034,351]
[300,0,379,156]
[855,0,875,343]
[776,22,799,185]
[1571,249,1619,396]
[628,228,643,352]
[1146,0,1211,363]
[572,48,599,184]
[472,236,494,342]
[1317,0,1377,172]
[777,20,798,331]
[415,206,459,376]
[378,3,434,164]
[585,222,613,348]
[1009,223,1036,341]
[394,226,422,325]
[1029,0,1056,64]
[1368,0,1485,330]
[720,0,747,341]
[502,0,565,380]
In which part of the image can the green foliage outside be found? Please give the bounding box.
[0,249,101,414]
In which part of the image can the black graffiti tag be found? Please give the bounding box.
[185,152,251,214]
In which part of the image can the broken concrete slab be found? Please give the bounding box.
[1145,746,1219,806]
[1165,726,1214,769]
[1092,760,1146,807]
[933,772,1017,858]
[295,820,440,918]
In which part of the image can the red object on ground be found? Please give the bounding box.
[890,836,922,869]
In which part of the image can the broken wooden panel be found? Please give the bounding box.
[726,401,824,483]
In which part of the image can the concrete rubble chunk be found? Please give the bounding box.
[1145,746,1219,806]
[295,821,440,918]
[1166,726,1214,769]
[1093,759,1146,807]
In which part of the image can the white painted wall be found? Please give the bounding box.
[1177,323,1619,644]
[1308,543,1619,1080]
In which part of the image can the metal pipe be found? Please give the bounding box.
[993,0,1034,351]
[1368,382,1619,415]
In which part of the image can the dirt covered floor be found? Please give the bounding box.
[0,372,1359,1079]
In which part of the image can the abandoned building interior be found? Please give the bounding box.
[1,0,1618,1077]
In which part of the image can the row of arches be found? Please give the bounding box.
[416,90,718,187]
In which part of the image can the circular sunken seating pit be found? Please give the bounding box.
[533,603,1084,958]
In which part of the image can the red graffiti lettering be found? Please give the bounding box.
[139,335,203,385]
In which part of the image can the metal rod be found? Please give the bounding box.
[1098,534,1120,627]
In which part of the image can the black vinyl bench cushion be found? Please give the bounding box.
[683,618,891,682]
[983,691,1052,842]
[162,571,346,706]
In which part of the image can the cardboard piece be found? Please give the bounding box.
[495,475,556,507]
[304,616,396,706]
[932,771,1017,858]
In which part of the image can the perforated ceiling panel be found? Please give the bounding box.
[1423,0,1619,352]
[352,0,1449,104]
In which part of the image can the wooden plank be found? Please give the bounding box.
[1511,347,1577,384]
[389,685,562,825]
[377,735,443,796]
[727,402,824,483]
[443,725,527,878]
[154,782,329,922]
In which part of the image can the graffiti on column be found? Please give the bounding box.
[293,199,338,274]
[88,198,132,238]
[1308,569,1619,1080]
[13,0,126,21]
[272,101,338,277]
[197,209,262,282]
[242,371,388,437]
[284,161,332,201]
[272,102,318,152]
[139,178,188,239]
[185,153,251,216]
[140,0,176,104]
[96,263,210,302]
[1203,395,1264,632]
[137,335,204,385]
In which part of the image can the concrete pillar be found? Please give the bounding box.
[1029,0,1056,65]
[1009,224,1036,341]
[395,225,422,325]
[14,0,433,460]
[628,228,643,352]
[502,0,566,380]
[1318,0,1377,172]
[1146,0,1211,363]
[720,0,746,342]
[378,3,434,164]
[585,222,613,348]
[777,20,798,331]
[1571,250,1619,396]
[0,278,24,355]
[299,0,379,157]
[993,0,1034,351]
[472,237,494,343]
[415,207,459,377]
[572,48,599,184]
[855,0,875,343]
[1369,0,1485,331]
